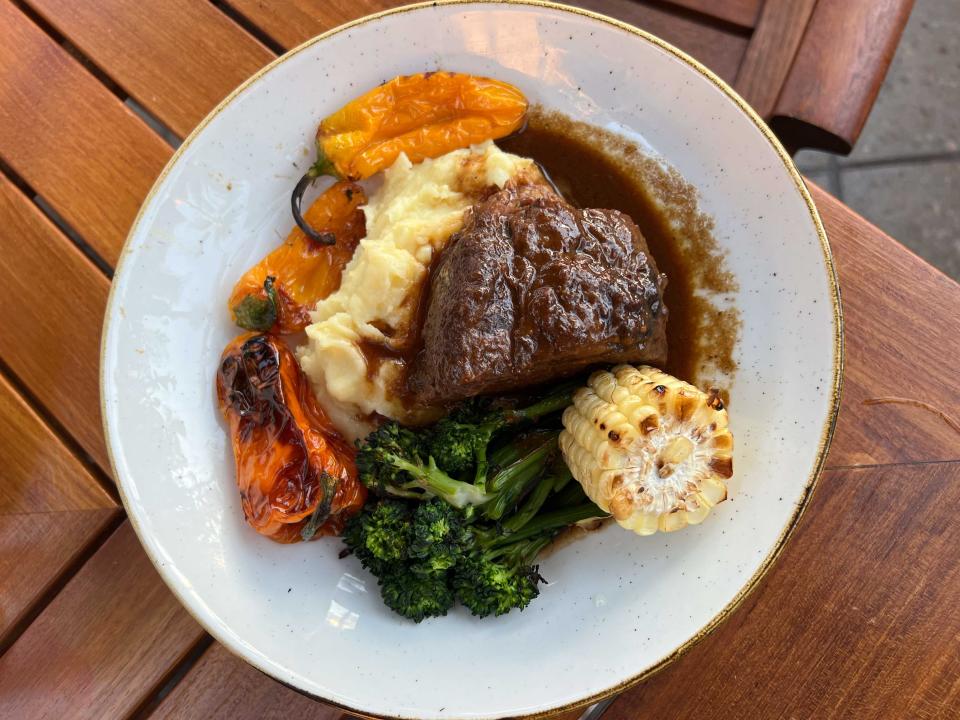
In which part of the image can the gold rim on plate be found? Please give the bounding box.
[100,2,844,718]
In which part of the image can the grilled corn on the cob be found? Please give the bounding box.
[560,365,733,535]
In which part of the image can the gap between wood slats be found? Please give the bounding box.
[127,635,215,720]
[0,160,114,278]
[125,98,182,150]
[0,353,118,502]
[36,200,115,277]
[733,0,817,118]
[210,0,285,54]
[640,0,755,35]
[14,0,184,147]
[0,363,120,653]
[11,0,128,102]
[0,507,124,657]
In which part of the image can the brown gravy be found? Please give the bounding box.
[500,107,738,386]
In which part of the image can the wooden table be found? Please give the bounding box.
[1,1,957,719]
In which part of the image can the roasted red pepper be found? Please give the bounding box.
[216,333,365,542]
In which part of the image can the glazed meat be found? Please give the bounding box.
[408,184,668,404]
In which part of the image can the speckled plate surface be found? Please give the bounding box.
[101,2,842,718]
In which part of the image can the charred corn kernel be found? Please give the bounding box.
[560,365,733,536]
[229,181,366,333]
[312,72,528,180]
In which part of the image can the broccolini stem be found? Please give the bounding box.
[489,502,605,547]
[471,397,563,485]
[385,453,491,508]
[488,436,557,493]
[549,479,589,508]
[485,532,554,567]
[500,464,571,535]
[505,381,578,424]
[484,436,557,520]
[487,429,558,476]
[381,485,428,500]
[515,533,555,566]
[472,425,498,487]
[488,440,524,470]
[552,464,574,493]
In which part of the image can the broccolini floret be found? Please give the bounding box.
[452,553,541,618]
[408,499,473,576]
[357,421,491,507]
[341,499,412,574]
[379,568,455,622]
[355,422,424,493]
[425,382,576,484]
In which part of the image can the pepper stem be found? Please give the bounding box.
[291,172,337,246]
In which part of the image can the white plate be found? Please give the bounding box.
[101,2,842,718]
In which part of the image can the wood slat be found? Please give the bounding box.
[572,0,749,83]
[227,0,749,83]
[733,0,817,118]
[0,371,118,650]
[23,0,274,138]
[224,0,403,49]
[0,0,171,264]
[150,642,345,720]
[605,461,960,719]
[0,174,112,470]
[662,0,762,29]
[770,0,915,153]
[0,521,205,720]
[809,184,960,467]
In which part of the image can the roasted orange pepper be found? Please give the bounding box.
[313,72,528,180]
[216,333,365,543]
[230,180,365,333]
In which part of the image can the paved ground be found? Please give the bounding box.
[796,0,960,281]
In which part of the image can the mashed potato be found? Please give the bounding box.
[298,141,537,438]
